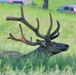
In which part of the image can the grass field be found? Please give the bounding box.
[0,0,76,75]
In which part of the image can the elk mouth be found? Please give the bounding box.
[62,44,69,51]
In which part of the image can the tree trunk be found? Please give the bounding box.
[43,0,49,9]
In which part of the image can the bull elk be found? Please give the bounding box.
[0,6,69,69]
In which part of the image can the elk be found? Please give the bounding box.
[0,6,69,69]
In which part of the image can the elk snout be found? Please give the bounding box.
[56,43,69,51]
[50,43,69,54]
[62,44,69,51]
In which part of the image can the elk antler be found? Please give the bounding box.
[7,24,38,46]
[6,5,60,46]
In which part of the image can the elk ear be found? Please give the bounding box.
[36,39,46,47]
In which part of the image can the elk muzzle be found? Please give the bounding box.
[48,42,69,54]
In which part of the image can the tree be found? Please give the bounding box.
[43,0,49,9]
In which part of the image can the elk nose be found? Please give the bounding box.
[66,44,69,48]
[62,44,69,51]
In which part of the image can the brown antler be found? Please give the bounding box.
[6,5,60,46]
[7,24,38,46]
[6,6,56,39]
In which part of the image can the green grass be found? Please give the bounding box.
[0,0,76,74]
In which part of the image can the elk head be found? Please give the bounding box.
[6,6,69,55]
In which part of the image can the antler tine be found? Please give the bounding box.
[35,18,46,38]
[35,13,53,40]
[7,24,38,46]
[6,5,24,21]
[36,18,39,32]
[44,13,53,41]
[51,32,60,40]
[20,5,24,18]
[19,24,39,46]
[49,20,60,39]
[46,13,52,36]
[7,33,20,41]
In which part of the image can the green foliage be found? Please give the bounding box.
[0,54,76,75]
[0,1,76,74]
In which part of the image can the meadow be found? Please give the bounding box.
[0,0,76,75]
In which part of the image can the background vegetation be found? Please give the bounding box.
[0,0,76,75]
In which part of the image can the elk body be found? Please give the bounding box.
[0,6,69,70]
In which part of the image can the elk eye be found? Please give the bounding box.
[51,41,56,46]
[51,41,55,44]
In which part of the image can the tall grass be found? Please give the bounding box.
[0,0,76,74]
